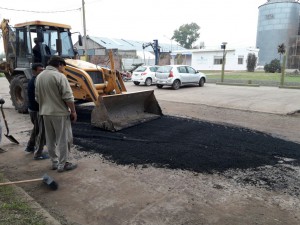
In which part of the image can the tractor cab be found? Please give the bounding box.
[11,21,79,70]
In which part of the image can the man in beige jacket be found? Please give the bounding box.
[35,56,77,172]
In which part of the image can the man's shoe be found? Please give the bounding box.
[25,146,35,152]
[51,162,58,170]
[57,162,77,173]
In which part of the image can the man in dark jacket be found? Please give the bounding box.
[25,63,47,159]
[32,38,42,63]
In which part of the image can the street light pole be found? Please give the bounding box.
[221,42,227,83]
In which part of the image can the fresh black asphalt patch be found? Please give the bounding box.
[73,106,300,195]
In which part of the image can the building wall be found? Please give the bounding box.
[256,1,300,66]
[190,48,259,71]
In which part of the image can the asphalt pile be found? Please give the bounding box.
[73,106,300,195]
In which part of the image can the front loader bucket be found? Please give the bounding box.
[91,90,162,131]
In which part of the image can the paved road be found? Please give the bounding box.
[125,81,300,115]
[1,77,299,115]
[1,78,300,225]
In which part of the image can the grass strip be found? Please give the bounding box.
[0,173,48,225]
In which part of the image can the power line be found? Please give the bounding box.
[0,6,81,13]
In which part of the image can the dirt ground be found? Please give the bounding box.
[0,79,300,225]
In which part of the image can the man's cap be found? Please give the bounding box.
[48,56,66,66]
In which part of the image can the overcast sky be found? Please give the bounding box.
[0,0,267,53]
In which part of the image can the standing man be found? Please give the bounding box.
[32,38,42,63]
[35,56,77,172]
[25,63,47,160]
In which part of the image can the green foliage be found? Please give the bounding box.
[246,53,257,72]
[172,23,200,49]
[264,59,281,73]
[277,43,286,55]
[0,174,48,225]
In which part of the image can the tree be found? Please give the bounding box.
[172,23,200,49]
[246,53,257,72]
[277,43,287,86]
[277,43,286,62]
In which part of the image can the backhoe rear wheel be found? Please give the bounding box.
[10,74,29,113]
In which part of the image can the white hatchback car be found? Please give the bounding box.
[155,65,206,90]
[132,65,160,86]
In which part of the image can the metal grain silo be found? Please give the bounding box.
[256,0,300,66]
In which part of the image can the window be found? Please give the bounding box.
[186,66,196,74]
[150,67,159,72]
[60,31,74,57]
[17,29,26,57]
[214,56,223,65]
[238,56,244,65]
[178,66,187,73]
[135,66,147,72]
[26,31,31,54]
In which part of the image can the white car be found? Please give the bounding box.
[155,65,206,90]
[132,66,160,86]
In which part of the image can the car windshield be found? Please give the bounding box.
[156,66,172,73]
[135,66,147,72]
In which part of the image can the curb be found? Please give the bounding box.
[278,85,300,89]
[216,82,260,87]
[13,184,62,225]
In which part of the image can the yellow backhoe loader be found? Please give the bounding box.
[0,19,162,131]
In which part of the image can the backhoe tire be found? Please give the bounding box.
[10,74,29,113]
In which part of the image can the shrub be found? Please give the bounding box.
[264,59,281,73]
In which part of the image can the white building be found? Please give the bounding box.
[172,47,259,71]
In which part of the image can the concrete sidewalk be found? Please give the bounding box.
[126,82,300,115]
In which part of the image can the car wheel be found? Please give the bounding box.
[134,81,140,85]
[172,80,181,90]
[156,84,163,89]
[145,78,152,86]
[199,78,205,87]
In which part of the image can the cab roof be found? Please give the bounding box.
[14,20,71,29]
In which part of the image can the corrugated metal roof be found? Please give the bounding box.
[88,36,186,52]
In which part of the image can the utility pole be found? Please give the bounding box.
[221,42,227,83]
[82,0,88,61]
[153,39,160,65]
